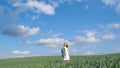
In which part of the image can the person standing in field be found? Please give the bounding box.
[61,42,70,61]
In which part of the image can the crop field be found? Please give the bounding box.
[0,53,120,68]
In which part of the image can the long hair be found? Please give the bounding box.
[63,42,68,48]
[66,44,68,48]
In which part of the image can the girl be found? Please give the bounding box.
[61,42,70,60]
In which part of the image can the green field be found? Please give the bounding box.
[0,53,120,68]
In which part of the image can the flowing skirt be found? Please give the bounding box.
[64,49,70,60]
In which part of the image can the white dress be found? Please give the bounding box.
[64,47,70,60]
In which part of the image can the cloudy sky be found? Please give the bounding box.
[0,0,120,59]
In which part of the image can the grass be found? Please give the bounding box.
[0,53,120,68]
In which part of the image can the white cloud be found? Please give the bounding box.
[70,49,81,55]
[82,51,96,55]
[102,0,116,6]
[23,31,99,47]
[13,0,57,15]
[102,0,120,14]
[116,2,120,13]
[45,0,83,4]
[24,38,67,47]
[19,55,25,58]
[1,24,40,37]
[118,48,120,51]
[12,50,30,55]
[47,30,62,38]
[72,49,79,53]
[47,30,54,36]
[98,24,105,28]
[81,45,96,49]
[71,49,97,55]
[58,0,84,4]
[59,0,73,4]
[70,31,99,44]
[109,23,120,28]
[102,33,116,39]
[1,0,84,20]
[51,50,61,55]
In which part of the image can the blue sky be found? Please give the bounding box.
[0,0,120,59]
